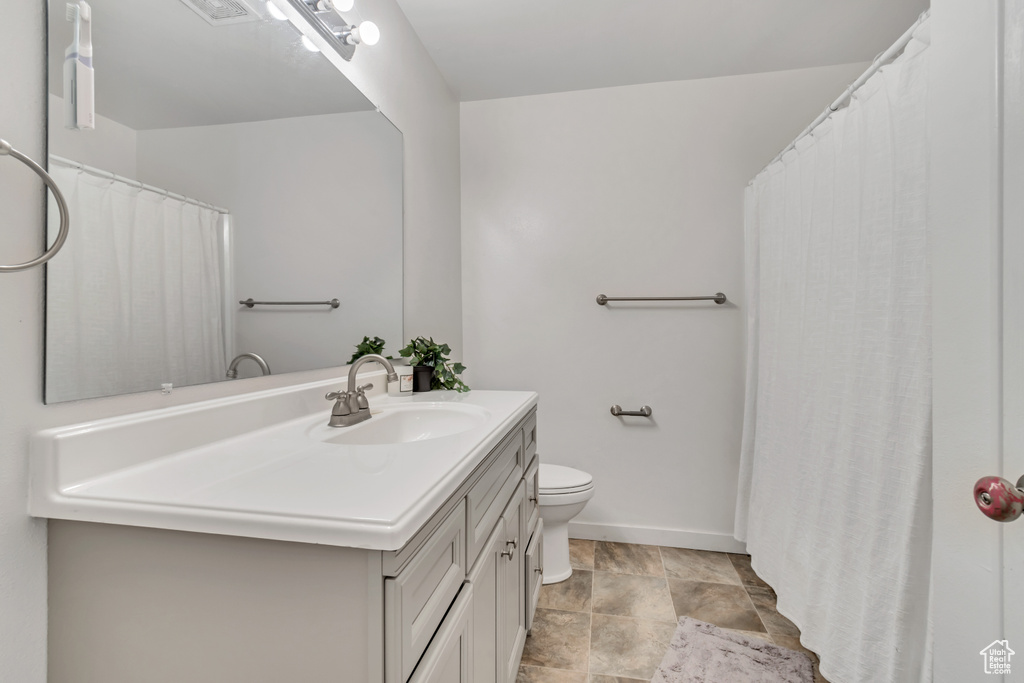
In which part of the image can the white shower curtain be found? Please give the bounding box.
[735,20,931,683]
[46,163,228,402]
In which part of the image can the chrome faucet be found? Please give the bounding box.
[226,352,271,378]
[326,353,399,427]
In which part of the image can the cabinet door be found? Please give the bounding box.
[385,500,467,683]
[524,518,544,633]
[409,585,473,683]
[467,523,505,683]
[499,482,527,683]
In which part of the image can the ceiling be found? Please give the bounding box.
[394,0,930,101]
[47,0,373,130]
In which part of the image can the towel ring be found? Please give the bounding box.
[0,138,70,273]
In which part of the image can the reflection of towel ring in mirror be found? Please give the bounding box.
[0,138,70,273]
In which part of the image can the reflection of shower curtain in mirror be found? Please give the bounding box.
[46,163,228,402]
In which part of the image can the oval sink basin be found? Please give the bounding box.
[309,403,491,446]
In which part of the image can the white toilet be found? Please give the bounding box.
[538,463,595,584]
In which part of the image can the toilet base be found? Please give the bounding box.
[541,519,573,584]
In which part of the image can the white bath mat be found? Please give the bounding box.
[651,617,814,683]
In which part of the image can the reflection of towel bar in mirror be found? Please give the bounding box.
[596,293,727,305]
[240,298,340,309]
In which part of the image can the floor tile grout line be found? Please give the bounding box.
[658,545,679,622]
[586,607,593,675]
[587,554,594,677]
[741,579,784,641]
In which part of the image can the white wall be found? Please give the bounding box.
[0,1,459,679]
[0,5,49,679]
[137,111,404,377]
[47,95,138,177]
[301,0,464,355]
[461,63,867,550]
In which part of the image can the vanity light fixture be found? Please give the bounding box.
[284,0,379,61]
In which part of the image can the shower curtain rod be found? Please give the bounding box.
[48,154,229,214]
[760,9,930,172]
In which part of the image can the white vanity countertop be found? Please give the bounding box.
[30,377,538,551]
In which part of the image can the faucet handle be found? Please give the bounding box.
[355,384,373,411]
[326,390,353,417]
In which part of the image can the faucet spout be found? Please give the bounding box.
[226,352,271,378]
[347,354,398,393]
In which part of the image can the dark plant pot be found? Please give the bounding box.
[413,365,433,393]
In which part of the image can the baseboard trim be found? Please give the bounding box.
[568,522,747,554]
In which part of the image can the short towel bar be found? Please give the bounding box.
[596,293,726,305]
[610,405,653,417]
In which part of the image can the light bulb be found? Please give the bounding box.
[265,0,287,20]
[301,34,320,52]
[350,20,379,46]
[327,0,354,12]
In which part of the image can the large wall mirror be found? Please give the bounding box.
[45,0,403,404]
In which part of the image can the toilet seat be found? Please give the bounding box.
[539,464,593,495]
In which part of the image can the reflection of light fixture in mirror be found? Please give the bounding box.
[300,34,320,52]
[288,0,379,61]
[310,0,354,14]
[337,21,379,46]
[265,1,287,20]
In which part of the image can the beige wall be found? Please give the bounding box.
[0,1,461,680]
[460,63,867,549]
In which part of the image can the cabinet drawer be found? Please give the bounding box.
[386,500,466,683]
[523,412,538,465]
[524,455,539,536]
[466,430,523,569]
[408,584,473,683]
[525,518,544,633]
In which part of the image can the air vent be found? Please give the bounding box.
[177,0,263,26]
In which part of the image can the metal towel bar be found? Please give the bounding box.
[240,298,340,309]
[596,293,726,305]
[0,138,70,272]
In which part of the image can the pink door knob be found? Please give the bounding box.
[975,475,1024,522]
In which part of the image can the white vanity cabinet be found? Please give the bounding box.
[46,405,540,683]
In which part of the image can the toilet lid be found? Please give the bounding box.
[539,464,593,493]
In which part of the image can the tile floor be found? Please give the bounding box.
[516,540,828,683]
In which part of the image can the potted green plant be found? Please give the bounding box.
[398,337,469,393]
[347,336,392,365]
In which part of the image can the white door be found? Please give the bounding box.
[932,0,1024,680]
[1003,0,1024,677]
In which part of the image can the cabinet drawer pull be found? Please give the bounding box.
[534,566,544,574]
[507,538,518,550]
[501,547,515,560]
